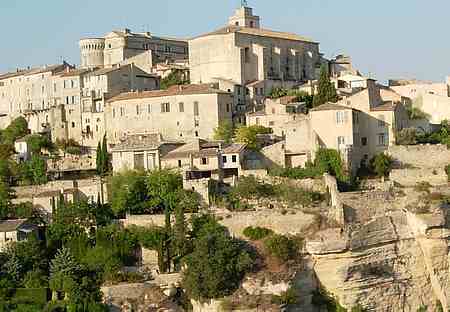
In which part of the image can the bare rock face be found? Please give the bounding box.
[306,210,450,311]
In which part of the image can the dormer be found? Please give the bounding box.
[228,6,260,28]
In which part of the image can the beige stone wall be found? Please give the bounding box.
[416,93,450,125]
[0,231,17,251]
[106,93,233,143]
[391,82,449,99]
[388,144,450,186]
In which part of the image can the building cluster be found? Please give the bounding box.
[1,3,449,193]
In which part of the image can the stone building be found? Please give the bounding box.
[79,29,188,71]
[111,133,181,172]
[0,219,38,251]
[105,84,233,144]
[0,63,73,117]
[189,5,321,118]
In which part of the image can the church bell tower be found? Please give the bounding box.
[228,2,260,28]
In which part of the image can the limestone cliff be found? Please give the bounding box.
[306,208,450,311]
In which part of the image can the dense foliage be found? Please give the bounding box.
[369,153,393,178]
[96,135,110,176]
[234,125,272,150]
[213,120,235,143]
[182,215,254,301]
[160,69,189,90]
[312,65,338,107]
[269,88,314,108]
[243,226,273,241]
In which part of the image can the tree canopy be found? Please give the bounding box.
[235,125,272,150]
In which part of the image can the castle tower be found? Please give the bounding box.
[228,5,260,28]
[79,38,105,69]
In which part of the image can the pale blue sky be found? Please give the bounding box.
[1,0,449,83]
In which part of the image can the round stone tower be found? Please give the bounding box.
[79,38,105,69]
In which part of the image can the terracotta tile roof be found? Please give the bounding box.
[370,102,399,112]
[0,63,71,81]
[192,26,317,43]
[107,84,229,103]
[310,103,353,112]
[162,139,220,159]
[59,68,91,77]
[222,143,246,154]
[0,219,28,232]
[111,133,164,152]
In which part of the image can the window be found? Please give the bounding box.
[361,137,367,146]
[272,108,276,114]
[113,109,116,118]
[194,120,199,127]
[232,155,237,163]
[250,21,254,28]
[336,111,347,124]
[161,102,170,113]
[193,101,199,116]
[71,122,75,128]
[178,160,182,168]
[120,107,124,116]
[65,96,69,105]
[195,131,199,137]
[255,118,260,125]
[337,136,345,146]
[136,105,140,115]
[71,80,74,88]
[226,103,230,113]
[179,102,184,112]
[71,96,75,104]
[201,157,208,165]
[269,121,275,126]
[378,133,387,146]
[222,156,227,163]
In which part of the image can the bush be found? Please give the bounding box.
[370,153,393,178]
[12,288,48,306]
[396,128,417,145]
[269,162,323,180]
[271,287,298,305]
[315,149,345,182]
[263,234,298,262]
[243,226,273,241]
[231,176,275,199]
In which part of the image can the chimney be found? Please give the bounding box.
[124,28,131,34]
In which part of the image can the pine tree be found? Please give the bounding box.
[313,64,338,107]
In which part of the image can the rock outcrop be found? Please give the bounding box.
[306,209,450,311]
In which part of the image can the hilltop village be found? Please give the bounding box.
[1,4,450,312]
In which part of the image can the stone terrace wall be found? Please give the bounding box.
[123,210,316,238]
[388,144,450,186]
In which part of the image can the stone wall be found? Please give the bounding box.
[323,174,344,226]
[388,144,450,186]
[123,210,316,239]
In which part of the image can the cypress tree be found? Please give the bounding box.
[313,64,338,107]
[101,134,109,174]
[96,141,102,175]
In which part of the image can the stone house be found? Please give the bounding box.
[111,133,181,172]
[105,84,233,144]
[0,219,38,251]
[14,134,32,162]
[246,95,307,136]
[189,5,321,114]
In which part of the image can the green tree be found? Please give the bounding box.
[146,169,183,212]
[26,134,52,155]
[213,121,235,143]
[370,153,393,178]
[0,180,13,219]
[235,125,272,150]
[96,135,110,176]
[50,247,81,278]
[182,217,253,300]
[313,65,338,107]
[172,204,187,271]
[1,117,28,144]
[20,155,47,185]
[160,69,189,90]
[314,149,345,181]
[109,171,150,216]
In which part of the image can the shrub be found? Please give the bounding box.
[370,153,393,178]
[243,226,273,241]
[263,234,298,262]
[271,287,298,305]
[231,176,275,199]
[269,162,323,180]
[315,149,345,181]
[396,128,417,145]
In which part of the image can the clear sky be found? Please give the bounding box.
[1,0,449,83]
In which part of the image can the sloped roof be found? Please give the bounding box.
[111,133,166,152]
[107,84,229,103]
[222,143,246,154]
[310,103,353,112]
[192,25,317,43]
[370,102,399,112]
[0,63,71,81]
[0,219,28,232]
